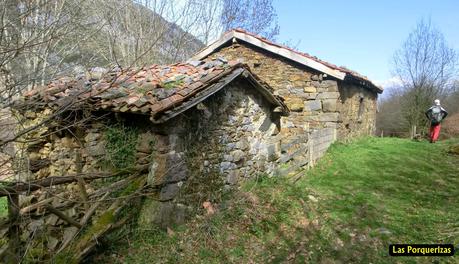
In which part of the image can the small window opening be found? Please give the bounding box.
[357,96,364,123]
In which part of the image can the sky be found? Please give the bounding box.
[272,0,459,89]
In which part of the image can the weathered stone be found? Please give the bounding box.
[231,149,245,162]
[155,135,169,153]
[317,92,340,99]
[324,122,338,128]
[286,98,304,112]
[241,124,255,131]
[303,92,318,100]
[136,132,155,153]
[322,99,338,112]
[311,81,321,88]
[160,183,180,201]
[319,80,337,88]
[226,169,239,185]
[303,86,317,93]
[289,87,305,95]
[29,152,41,161]
[220,161,233,171]
[27,219,44,232]
[235,140,249,150]
[84,133,100,144]
[45,214,59,226]
[285,121,295,128]
[47,236,59,251]
[149,152,188,186]
[24,111,37,119]
[308,194,318,203]
[64,207,77,218]
[267,144,279,161]
[305,113,339,122]
[137,198,161,228]
[311,75,320,81]
[224,154,233,162]
[154,201,188,228]
[86,141,105,156]
[61,137,76,148]
[61,226,79,248]
[279,153,292,163]
[304,100,322,111]
[37,167,50,178]
[226,142,236,150]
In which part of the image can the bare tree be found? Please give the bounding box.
[392,18,457,133]
[0,0,282,261]
[444,80,459,114]
[220,0,279,40]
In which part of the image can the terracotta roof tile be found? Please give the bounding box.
[24,59,247,117]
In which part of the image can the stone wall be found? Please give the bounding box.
[204,42,378,165]
[337,83,377,139]
[14,80,291,248]
[14,110,156,253]
[142,81,283,227]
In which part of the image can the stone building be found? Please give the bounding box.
[9,29,381,257]
[12,59,289,253]
[192,29,383,171]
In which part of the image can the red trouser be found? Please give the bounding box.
[429,124,441,142]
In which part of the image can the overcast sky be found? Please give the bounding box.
[272,0,459,89]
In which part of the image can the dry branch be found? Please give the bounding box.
[0,164,149,196]
[44,205,82,228]
[56,192,110,253]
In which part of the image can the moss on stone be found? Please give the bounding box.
[162,79,183,89]
[104,124,138,170]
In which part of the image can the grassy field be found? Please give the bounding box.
[80,138,459,263]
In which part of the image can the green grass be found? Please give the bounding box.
[93,137,459,263]
[0,197,7,217]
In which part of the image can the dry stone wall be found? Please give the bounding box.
[15,80,297,240]
[14,111,156,253]
[337,83,377,139]
[142,82,284,227]
[205,43,378,166]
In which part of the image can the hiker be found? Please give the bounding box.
[425,99,448,143]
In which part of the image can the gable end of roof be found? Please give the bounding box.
[191,29,383,93]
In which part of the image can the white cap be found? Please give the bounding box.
[434,99,440,105]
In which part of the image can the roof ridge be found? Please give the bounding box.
[193,28,382,93]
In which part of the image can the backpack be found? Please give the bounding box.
[431,106,443,125]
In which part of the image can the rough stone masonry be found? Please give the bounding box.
[6,29,382,260]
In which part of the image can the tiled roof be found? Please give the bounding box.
[21,58,287,122]
[192,28,383,93]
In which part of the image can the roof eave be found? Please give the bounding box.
[191,31,346,81]
[150,68,288,124]
[344,75,384,94]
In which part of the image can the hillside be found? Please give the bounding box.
[90,137,459,263]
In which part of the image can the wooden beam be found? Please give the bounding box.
[44,205,82,228]
[151,68,244,123]
[0,164,149,197]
